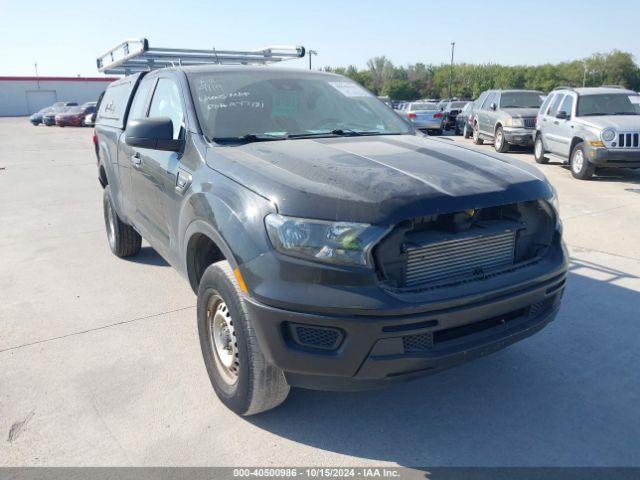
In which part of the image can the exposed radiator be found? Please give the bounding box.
[405,229,517,287]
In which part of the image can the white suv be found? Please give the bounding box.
[533,86,640,179]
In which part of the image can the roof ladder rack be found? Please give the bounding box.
[97,38,305,75]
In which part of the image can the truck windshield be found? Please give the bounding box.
[576,94,640,116]
[500,92,543,108]
[188,71,411,141]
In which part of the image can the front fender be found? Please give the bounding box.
[177,169,276,280]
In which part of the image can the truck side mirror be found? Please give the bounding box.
[490,103,497,111]
[556,111,569,120]
[126,117,184,152]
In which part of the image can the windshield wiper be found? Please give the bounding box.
[211,133,287,144]
[612,112,638,115]
[286,129,394,139]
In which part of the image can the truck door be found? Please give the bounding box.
[118,76,156,222]
[129,77,186,257]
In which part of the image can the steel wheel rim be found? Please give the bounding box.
[496,130,503,149]
[573,150,584,173]
[105,201,116,249]
[473,124,479,141]
[535,138,543,158]
[207,294,239,385]
[463,125,468,137]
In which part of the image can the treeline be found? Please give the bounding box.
[323,50,640,100]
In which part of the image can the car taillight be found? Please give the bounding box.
[468,115,474,121]
[434,112,443,118]
[407,112,416,119]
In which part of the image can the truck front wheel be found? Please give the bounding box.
[197,260,290,415]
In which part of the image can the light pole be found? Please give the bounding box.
[582,60,588,87]
[308,49,318,70]
[449,42,455,99]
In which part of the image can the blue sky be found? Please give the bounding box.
[1,0,639,76]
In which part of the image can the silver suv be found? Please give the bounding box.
[472,89,544,153]
[534,86,640,179]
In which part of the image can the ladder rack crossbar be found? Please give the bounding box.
[97,38,305,75]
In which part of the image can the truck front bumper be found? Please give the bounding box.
[246,268,567,391]
[503,127,535,146]
[587,147,640,168]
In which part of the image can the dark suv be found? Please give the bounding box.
[95,65,568,415]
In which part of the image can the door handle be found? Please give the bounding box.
[131,152,142,168]
[554,121,559,125]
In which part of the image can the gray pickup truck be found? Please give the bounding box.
[473,89,544,153]
[94,44,568,415]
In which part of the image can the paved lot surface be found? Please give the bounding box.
[1,118,639,466]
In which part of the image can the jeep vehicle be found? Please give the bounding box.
[94,39,567,415]
[473,89,544,153]
[534,86,640,179]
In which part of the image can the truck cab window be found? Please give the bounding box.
[148,78,185,140]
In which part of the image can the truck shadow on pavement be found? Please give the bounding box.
[124,246,169,267]
[247,258,640,466]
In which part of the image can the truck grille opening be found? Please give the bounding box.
[374,200,554,291]
[402,307,526,353]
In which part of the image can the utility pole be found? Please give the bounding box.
[582,61,587,87]
[449,42,455,99]
[308,49,317,70]
[34,62,40,88]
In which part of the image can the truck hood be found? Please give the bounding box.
[575,115,640,131]
[502,107,540,118]
[206,135,551,224]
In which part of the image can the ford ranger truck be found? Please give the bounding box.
[95,66,568,415]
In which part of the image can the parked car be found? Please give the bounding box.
[472,90,544,152]
[403,101,444,134]
[95,60,567,415]
[455,101,475,137]
[55,102,97,127]
[443,100,471,131]
[534,86,640,179]
[42,102,78,126]
[29,106,53,125]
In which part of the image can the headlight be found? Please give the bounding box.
[505,118,524,128]
[265,214,388,267]
[601,129,616,142]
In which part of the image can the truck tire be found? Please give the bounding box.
[494,126,509,153]
[472,123,483,145]
[534,135,548,164]
[463,124,472,139]
[197,261,290,415]
[103,186,142,257]
[570,143,595,180]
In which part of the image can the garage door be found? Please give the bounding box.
[25,90,57,114]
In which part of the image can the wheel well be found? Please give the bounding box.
[495,123,502,133]
[186,233,226,292]
[570,137,584,155]
[98,164,108,188]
